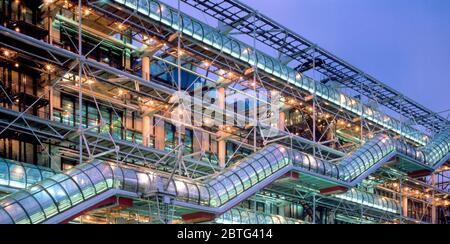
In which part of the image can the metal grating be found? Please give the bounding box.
[179,0,449,132]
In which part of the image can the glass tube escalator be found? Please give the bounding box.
[0,128,448,224]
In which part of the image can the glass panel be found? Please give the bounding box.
[82,166,107,193]
[25,166,42,186]
[71,171,96,199]
[230,40,241,59]
[0,160,9,186]
[136,173,150,193]
[110,164,124,189]
[137,0,149,15]
[263,151,278,172]
[186,183,200,204]
[218,175,236,200]
[228,173,244,195]
[242,165,258,186]
[175,181,189,201]
[41,180,72,211]
[9,164,26,188]
[160,5,172,26]
[0,208,13,224]
[198,185,210,206]
[208,187,221,207]
[16,194,45,224]
[222,37,232,55]
[122,168,138,192]
[95,163,114,188]
[251,156,266,179]
[29,185,58,218]
[192,21,204,41]
[182,15,193,36]
[235,166,251,190]
[3,201,30,224]
[211,182,228,204]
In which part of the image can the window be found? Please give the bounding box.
[165,122,176,151]
[58,95,124,140]
[184,129,193,154]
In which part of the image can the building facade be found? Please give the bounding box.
[0,0,449,224]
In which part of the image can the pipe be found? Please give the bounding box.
[109,0,432,145]
[0,128,448,224]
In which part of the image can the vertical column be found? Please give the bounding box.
[202,132,210,153]
[217,87,226,168]
[271,90,284,131]
[431,174,437,224]
[142,115,151,147]
[49,88,53,121]
[278,204,285,217]
[278,111,286,131]
[402,195,408,221]
[218,140,226,168]
[141,54,151,146]
[47,5,54,121]
[47,6,53,45]
[155,117,166,151]
[123,30,132,70]
[192,130,203,160]
[142,56,151,82]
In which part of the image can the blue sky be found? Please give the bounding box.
[241,0,450,116]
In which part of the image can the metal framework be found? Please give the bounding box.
[179,0,449,133]
[0,0,448,224]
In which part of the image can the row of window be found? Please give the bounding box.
[114,0,429,145]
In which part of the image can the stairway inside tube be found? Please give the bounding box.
[0,129,448,224]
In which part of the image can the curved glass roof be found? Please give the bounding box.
[0,159,57,190]
[113,0,430,145]
[216,208,305,224]
[0,128,448,224]
[335,189,399,214]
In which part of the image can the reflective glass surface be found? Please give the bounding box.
[112,0,429,145]
[0,128,448,224]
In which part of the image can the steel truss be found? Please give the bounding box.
[178,0,449,133]
[0,0,448,224]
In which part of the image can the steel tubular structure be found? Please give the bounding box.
[0,0,448,224]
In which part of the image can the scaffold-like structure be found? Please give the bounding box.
[0,0,448,224]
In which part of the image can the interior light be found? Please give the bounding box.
[158,5,166,13]
[202,61,210,67]
[12,166,24,176]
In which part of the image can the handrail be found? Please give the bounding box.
[0,128,447,224]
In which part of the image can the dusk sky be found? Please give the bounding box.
[240,0,450,117]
